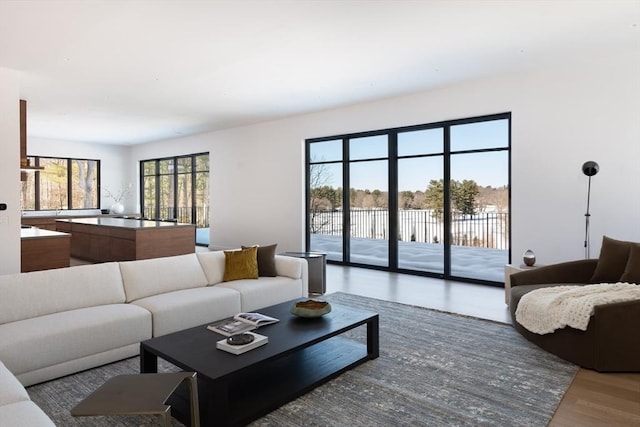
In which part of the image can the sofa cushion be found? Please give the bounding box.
[620,244,640,284]
[242,244,278,277]
[223,247,259,282]
[218,276,304,312]
[590,236,633,283]
[196,251,226,285]
[0,401,55,426]
[0,304,151,377]
[0,263,125,325]
[120,254,208,302]
[131,286,241,336]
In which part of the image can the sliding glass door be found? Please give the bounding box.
[349,135,389,267]
[397,128,444,274]
[449,120,510,282]
[308,140,343,262]
[307,113,510,285]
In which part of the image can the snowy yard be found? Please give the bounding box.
[310,234,507,282]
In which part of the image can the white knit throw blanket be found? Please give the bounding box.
[515,283,640,335]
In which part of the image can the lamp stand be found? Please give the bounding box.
[584,175,592,259]
[581,160,599,259]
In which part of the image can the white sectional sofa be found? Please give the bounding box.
[0,360,55,426]
[0,250,307,425]
[0,262,151,387]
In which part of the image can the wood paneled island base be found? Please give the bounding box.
[21,228,71,272]
[56,218,196,262]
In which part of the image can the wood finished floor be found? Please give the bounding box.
[325,264,640,427]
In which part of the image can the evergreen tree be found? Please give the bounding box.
[424,178,480,217]
[452,179,479,215]
[423,179,444,219]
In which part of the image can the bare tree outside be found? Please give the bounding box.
[74,160,97,208]
[309,162,342,233]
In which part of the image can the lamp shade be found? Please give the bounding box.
[582,161,599,177]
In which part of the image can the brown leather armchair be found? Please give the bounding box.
[509,259,640,372]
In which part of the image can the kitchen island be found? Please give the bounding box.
[56,218,196,263]
[21,227,71,272]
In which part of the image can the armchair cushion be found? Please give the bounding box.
[590,236,632,283]
[620,244,640,284]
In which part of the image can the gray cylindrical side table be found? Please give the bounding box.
[280,252,326,295]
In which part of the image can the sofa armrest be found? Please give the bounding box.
[510,259,598,287]
[274,255,309,297]
[275,255,302,279]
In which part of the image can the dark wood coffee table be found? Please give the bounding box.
[140,299,379,426]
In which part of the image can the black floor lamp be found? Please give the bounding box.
[582,161,599,259]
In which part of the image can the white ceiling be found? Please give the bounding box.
[1,0,638,145]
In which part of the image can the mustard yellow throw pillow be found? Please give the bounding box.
[223,246,259,282]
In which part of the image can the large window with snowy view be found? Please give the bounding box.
[306,113,510,285]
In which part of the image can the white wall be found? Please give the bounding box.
[129,125,306,251]
[5,48,637,270]
[28,137,134,212]
[0,67,21,274]
[134,48,640,264]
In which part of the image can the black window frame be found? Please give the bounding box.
[21,156,101,211]
[306,112,511,286]
[140,152,210,226]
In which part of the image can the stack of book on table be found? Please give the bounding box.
[208,312,278,355]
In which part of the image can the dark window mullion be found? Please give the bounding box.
[191,155,197,224]
[388,132,398,271]
[342,137,350,263]
[139,162,145,218]
[66,159,72,209]
[174,156,180,220]
[34,158,41,210]
[96,160,101,209]
[305,140,312,252]
[155,159,161,220]
[443,126,451,278]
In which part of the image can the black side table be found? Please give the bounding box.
[280,252,326,295]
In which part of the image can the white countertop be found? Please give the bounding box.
[20,227,71,239]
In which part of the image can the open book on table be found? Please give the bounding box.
[207,312,279,336]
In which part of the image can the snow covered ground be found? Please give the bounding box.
[310,234,507,282]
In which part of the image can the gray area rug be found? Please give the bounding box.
[28,292,578,426]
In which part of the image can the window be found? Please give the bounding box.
[140,153,210,245]
[306,113,510,285]
[21,156,100,211]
